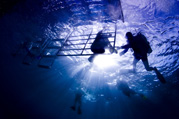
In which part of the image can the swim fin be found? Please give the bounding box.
[154,67,166,84]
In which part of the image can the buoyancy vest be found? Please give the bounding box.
[132,33,152,55]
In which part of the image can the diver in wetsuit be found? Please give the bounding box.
[119,32,166,83]
[119,32,154,72]
[70,88,83,115]
[117,80,146,98]
[88,30,117,62]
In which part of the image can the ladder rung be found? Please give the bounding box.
[70,35,90,37]
[62,41,114,46]
[70,32,115,37]
[64,43,92,46]
[67,39,88,41]
[57,54,93,56]
[60,48,91,51]
[45,46,61,49]
[51,39,64,41]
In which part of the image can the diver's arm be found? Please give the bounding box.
[121,44,131,49]
[119,44,130,56]
[120,48,129,56]
[108,42,118,54]
[116,44,130,49]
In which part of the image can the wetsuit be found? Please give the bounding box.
[121,35,154,71]
[121,35,148,61]
[91,31,111,54]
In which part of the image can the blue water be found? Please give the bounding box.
[0,0,179,119]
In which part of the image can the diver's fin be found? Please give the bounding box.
[78,107,82,115]
[154,67,166,84]
[88,55,95,62]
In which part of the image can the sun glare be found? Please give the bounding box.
[93,54,118,69]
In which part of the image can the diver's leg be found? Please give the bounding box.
[153,67,166,83]
[142,57,154,71]
[77,97,82,114]
[133,57,139,72]
[130,89,136,95]
[143,60,154,71]
[88,54,96,62]
[142,55,166,83]
[70,94,78,111]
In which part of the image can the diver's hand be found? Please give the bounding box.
[109,48,118,54]
[109,48,114,53]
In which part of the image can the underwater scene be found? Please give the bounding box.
[0,0,179,119]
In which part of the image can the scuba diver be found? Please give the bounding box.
[88,30,117,62]
[117,80,146,99]
[70,88,84,115]
[119,32,166,84]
